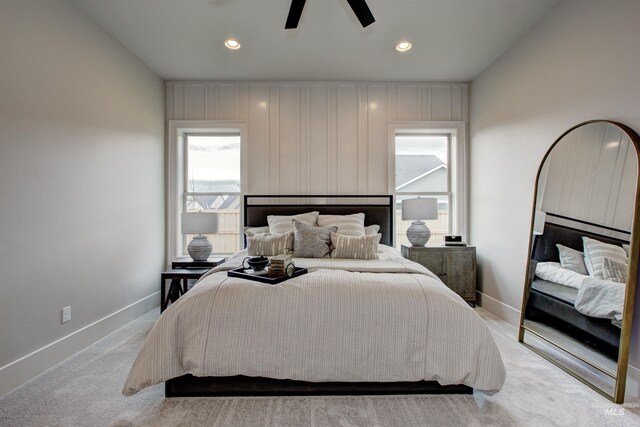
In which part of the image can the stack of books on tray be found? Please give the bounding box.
[269,254,293,277]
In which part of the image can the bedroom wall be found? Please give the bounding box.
[469,0,640,397]
[0,0,165,395]
[166,82,467,194]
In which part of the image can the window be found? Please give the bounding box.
[167,121,247,262]
[395,134,450,246]
[183,134,241,255]
[390,122,467,249]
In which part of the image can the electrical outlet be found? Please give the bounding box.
[62,306,71,324]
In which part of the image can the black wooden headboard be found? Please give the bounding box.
[244,195,394,246]
[532,221,630,263]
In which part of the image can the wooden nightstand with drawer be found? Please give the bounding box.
[401,245,476,307]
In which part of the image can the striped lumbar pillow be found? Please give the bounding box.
[247,232,293,256]
[602,257,628,283]
[318,213,365,237]
[582,236,628,279]
[330,232,381,260]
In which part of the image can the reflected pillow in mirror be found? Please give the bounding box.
[582,236,628,279]
[602,257,628,283]
[292,219,337,258]
[623,244,631,258]
[556,244,588,275]
[535,262,585,289]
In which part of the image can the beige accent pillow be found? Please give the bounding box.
[364,224,380,236]
[267,212,319,234]
[330,232,381,260]
[244,226,270,237]
[247,232,293,256]
[318,213,365,237]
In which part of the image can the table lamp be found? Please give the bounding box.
[402,198,438,246]
[181,213,218,261]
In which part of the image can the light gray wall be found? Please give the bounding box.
[469,0,640,395]
[0,0,165,395]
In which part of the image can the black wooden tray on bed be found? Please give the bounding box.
[165,195,473,397]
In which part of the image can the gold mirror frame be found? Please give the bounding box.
[518,120,640,404]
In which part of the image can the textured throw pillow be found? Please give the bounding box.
[292,219,337,258]
[623,244,631,258]
[582,236,628,279]
[364,224,380,236]
[556,244,588,275]
[244,226,270,237]
[330,232,381,259]
[318,213,365,237]
[267,212,319,234]
[602,257,628,283]
[247,232,293,256]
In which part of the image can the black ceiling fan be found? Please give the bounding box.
[285,0,375,29]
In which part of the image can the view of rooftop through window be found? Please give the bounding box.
[184,134,241,255]
[395,134,450,247]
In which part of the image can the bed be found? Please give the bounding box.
[525,218,629,358]
[123,195,506,397]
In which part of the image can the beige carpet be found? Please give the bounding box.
[1,308,638,427]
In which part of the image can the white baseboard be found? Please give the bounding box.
[476,290,521,327]
[0,292,159,397]
[626,363,640,401]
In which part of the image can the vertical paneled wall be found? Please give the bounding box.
[167,82,468,194]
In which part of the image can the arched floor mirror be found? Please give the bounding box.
[518,120,640,403]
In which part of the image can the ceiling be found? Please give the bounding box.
[73,0,560,82]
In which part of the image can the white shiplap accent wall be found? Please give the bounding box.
[166,82,468,194]
[539,124,638,233]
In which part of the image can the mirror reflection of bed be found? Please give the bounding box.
[524,220,629,375]
[518,120,640,403]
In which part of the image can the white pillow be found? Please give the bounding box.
[267,211,319,234]
[622,244,631,258]
[535,262,586,290]
[582,236,628,279]
[318,213,365,237]
[556,244,588,275]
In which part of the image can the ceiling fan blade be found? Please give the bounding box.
[345,0,375,27]
[285,0,307,29]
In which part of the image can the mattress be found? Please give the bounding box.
[123,245,506,395]
[531,278,578,305]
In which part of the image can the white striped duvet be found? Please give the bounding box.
[123,246,505,396]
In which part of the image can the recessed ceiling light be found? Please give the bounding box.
[225,39,241,50]
[396,41,412,52]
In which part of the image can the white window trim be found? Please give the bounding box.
[387,121,468,241]
[167,120,248,266]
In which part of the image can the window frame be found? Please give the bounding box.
[388,122,468,245]
[167,121,248,265]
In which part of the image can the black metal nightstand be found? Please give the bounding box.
[161,257,226,312]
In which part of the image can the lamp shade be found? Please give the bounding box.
[533,210,546,235]
[181,212,218,234]
[402,198,438,221]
